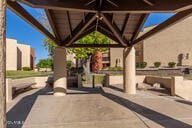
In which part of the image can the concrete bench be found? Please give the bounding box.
[12,82,36,97]
[6,79,36,102]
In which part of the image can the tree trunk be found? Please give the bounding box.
[92,51,103,72]
[0,0,6,127]
[82,57,91,74]
[86,56,91,74]
[82,57,91,83]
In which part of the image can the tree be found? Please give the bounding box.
[39,13,111,73]
[42,31,111,73]
[69,31,111,73]
[43,38,57,57]
[37,58,53,71]
[38,11,57,57]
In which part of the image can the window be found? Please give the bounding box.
[186,53,189,59]
[102,57,110,61]
[136,51,141,56]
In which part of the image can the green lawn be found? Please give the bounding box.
[183,75,192,80]
[6,70,53,79]
[82,74,105,84]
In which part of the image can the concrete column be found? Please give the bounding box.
[0,0,6,127]
[53,47,67,96]
[6,79,12,102]
[123,47,136,94]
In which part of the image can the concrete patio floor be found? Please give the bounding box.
[7,85,192,128]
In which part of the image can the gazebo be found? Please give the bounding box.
[1,0,192,127]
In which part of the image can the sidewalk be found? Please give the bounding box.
[7,86,192,128]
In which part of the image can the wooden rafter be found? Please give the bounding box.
[45,9,61,41]
[132,8,192,45]
[101,13,128,46]
[20,0,192,13]
[66,25,96,46]
[121,14,130,37]
[7,0,60,45]
[66,44,125,48]
[62,13,97,46]
[66,11,72,37]
[66,25,124,48]
[20,0,97,12]
[131,14,149,41]
[142,0,154,6]
[97,25,121,44]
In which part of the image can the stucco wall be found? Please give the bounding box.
[6,38,32,70]
[107,16,192,68]
[6,38,17,70]
[30,48,35,70]
[145,76,172,89]
[67,52,76,67]
[104,75,146,86]
[173,76,192,101]
[17,43,31,68]
[110,48,124,67]
[143,16,192,67]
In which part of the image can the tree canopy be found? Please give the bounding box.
[36,58,53,68]
[43,31,111,59]
[69,31,111,59]
[39,13,111,59]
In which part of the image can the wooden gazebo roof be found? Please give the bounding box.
[7,0,192,48]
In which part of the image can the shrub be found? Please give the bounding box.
[108,67,116,71]
[108,66,123,71]
[22,67,32,71]
[116,66,123,70]
[67,60,72,69]
[154,62,161,68]
[139,62,147,68]
[168,62,176,68]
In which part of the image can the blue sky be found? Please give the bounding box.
[6,4,174,64]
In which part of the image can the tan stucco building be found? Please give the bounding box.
[109,15,192,67]
[6,38,35,70]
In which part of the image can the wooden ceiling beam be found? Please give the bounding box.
[66,44,125,48]
[7,0,60,45]
[101,13,128,46]
[101,0,192,13]
[69,25,96,45]
[142,0,154,6]
[66,11,72,37]
[131,14,149,41]
[20,0,97,12]
[62,13,97,46]
[20,0,192,13]
[45,9,61,41]
[132,8,192,45]
[97,25,121,44]
[121,14,130,37]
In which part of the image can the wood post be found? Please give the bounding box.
[0,0,6,127]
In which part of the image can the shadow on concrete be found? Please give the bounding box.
[69,86,192,127]
[175,100,192,106]
[68,87,103,95]
[107,85,124,92]
[147,88,170,96]
[101,90,192,128]
[7,85,192,128]
[7,87,53,128]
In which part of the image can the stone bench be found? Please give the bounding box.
[12,82,36,97]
